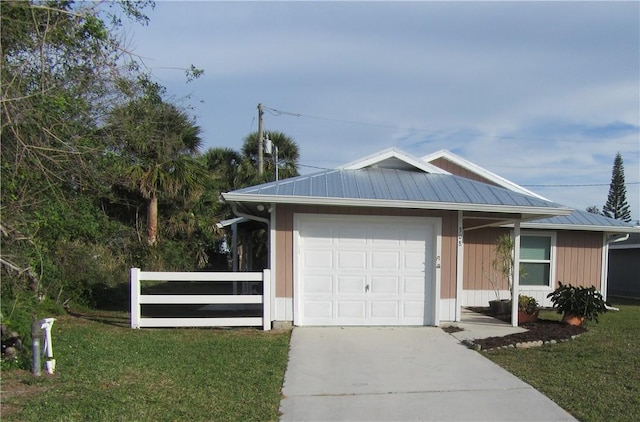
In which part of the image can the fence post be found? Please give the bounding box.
[131,268,141,329]
[262,269,271,331]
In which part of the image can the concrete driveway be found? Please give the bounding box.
[279,327,576,421]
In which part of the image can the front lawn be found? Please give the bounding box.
[1,311,291,421]
[485,299,640,422]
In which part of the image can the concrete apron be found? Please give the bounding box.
[279,327,576,421]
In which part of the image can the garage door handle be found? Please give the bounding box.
[365,284,370,292]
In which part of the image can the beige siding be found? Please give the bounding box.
[556,231,603,287]
[274,205,457,300]
[430,158,501,187]
[463,227,510,290]
[440,212,457,299]
[462,229,604,291]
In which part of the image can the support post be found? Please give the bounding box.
[456,211,464,322]
[263,269,272,331]
[512,221,521,327]
[131,268,141,329]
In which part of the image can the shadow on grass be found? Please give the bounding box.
[66,309,131,328]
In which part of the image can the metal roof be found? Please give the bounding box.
[522,209,640,232]
[224,168,571,215]
[422,149,549,201]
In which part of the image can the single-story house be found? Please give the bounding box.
[222,148,639,327]
[607,233,640,298]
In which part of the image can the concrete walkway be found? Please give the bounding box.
[442,308,528,342]
[279,325,576,421]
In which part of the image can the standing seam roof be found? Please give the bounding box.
[230,168,566,209]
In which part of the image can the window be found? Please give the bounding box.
[520,234,554,287]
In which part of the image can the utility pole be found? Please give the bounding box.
[257,103,264,177]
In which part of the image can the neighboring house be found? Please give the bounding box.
[607,233,640,298]
[222,148,639,327]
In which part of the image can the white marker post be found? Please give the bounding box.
[39,318,56,374]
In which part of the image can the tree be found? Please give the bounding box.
[586,206,601,215]
[1,1,153,305]
[203,147,246,193]
[241,131,300,183]
[0,0,160,345]
[602,153,631,222]
[105,83,210,246]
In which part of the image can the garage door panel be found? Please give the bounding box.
[335,223,367,244]
[404,276,426,294]
[371,301,399,318]
[403,226,432,242]
[304,249,332,268]
[337,251,367,269]
[304,275,333,294]
[371,251,400,269]
[337,276,366,294]
[337,301,366,318]
[305,301,333,318]
[371,276,399,294]
[404,251,426,270]
[403,301,426,318]
[369,225,401,244]
[298,215,436,326]
[301,221,334,240]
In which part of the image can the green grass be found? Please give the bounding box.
[485,299,640,422]
[1,311,291,421]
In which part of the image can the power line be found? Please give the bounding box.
[522,182,640,188]
[296,161,640,187]
[263,105,638,145]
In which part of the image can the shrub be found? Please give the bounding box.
[547,282,608,323]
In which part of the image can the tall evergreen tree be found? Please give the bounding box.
[602,152,631,222]
[586,206,601,215]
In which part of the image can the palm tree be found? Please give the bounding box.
[106,96,209,246]
[241,131,300,183]
[202,147,245,192]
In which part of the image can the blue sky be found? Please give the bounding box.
[124,1,639,222]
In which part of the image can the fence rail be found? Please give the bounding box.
[130,268,271,330]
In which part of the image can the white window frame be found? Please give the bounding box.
[519,231,556,289]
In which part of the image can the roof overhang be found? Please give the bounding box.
[222,192,573,220]
[517,222,640,234]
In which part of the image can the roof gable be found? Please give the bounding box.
[342,147,447,174]
[422,150,549,200]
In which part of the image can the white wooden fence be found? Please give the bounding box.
[130,268,271,330]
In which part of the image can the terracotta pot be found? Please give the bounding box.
[563,314,585,326]
[518,310,539,325]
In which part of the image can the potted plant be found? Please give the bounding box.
[487,233,515,315]
[546,282,608,326]
[517,295,539,324]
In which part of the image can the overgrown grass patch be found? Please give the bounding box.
[1,311,291,421]
[485,300,640,422]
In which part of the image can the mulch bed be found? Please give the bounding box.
[470,319,587,350]
[449,307,588,351]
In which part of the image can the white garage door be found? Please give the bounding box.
[296,215,436,326]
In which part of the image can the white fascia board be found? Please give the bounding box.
[222,193,573,216]
[341,147,447,174]
[422,150,549,201]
